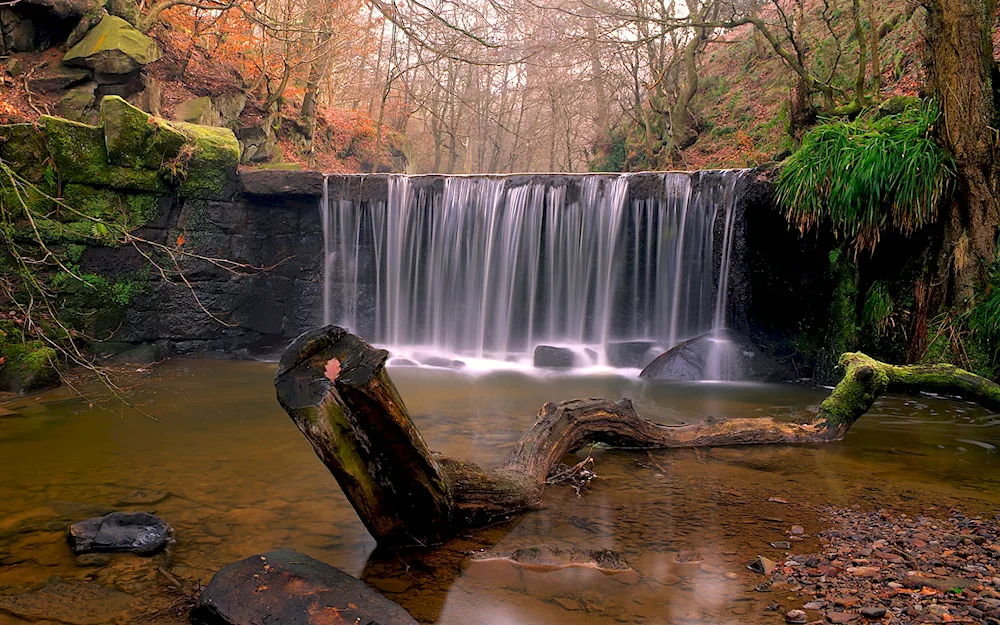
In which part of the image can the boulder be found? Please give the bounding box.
[190,549,418,625]
[173,121,240,200]
[213,92,246,125]
[533,345,578,369]
[174,96,221,126]
[606,340,656,368]
[67,511,170,555]
[239,169,324,197]
[101,95,184,169]
[20,0,103,19]
[236,123,275,163]
[27,65,92,93]
[639,329,790,382]
[63,14,160,76]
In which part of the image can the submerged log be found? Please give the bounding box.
[274,326,1000,548]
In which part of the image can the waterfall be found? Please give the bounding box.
[321,171,744,369]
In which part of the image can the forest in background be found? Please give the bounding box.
[0,0,947,174]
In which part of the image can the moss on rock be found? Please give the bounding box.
[0,340,60,394]
[173,122,239,200]
[101,96,185,170]
[39,115,169,192]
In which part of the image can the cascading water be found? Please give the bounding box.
[321,171,744,370]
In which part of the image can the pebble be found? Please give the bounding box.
[859,606,886,619]
[785,609,807,623]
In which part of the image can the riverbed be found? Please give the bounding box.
[1,360,999,624]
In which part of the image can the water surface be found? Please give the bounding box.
[1,361,998,624]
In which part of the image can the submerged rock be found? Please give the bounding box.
[469,544,632,572]
[640,329,789,382]
[0,581,134,625]
[191,549,418,625]
[67,511,170,555]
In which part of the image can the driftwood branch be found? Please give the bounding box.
[274,326,1000,548]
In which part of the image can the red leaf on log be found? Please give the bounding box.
[324,358,341,382]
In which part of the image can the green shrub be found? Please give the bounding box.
[776,100,955,252]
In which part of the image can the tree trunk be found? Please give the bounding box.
[275,327,1000,549]
[924,0,999,302]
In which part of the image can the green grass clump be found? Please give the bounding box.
[776,101,955,252]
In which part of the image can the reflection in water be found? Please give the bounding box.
[1,360,999,624]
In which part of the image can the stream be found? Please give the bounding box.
[2,360,999,624]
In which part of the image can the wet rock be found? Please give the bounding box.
[605,341,656,368]
[67,511,170,555]
[190,549,418,625]
[785,609,808,624]
[826,611,857,623]
[115,488,168,506]
[640,329,790,382]
[533,345,578,369]
[373,577,413,594]
[422,356,466,369]
[0,581,134,625]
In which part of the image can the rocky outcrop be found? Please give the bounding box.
[191,549,418,625]
[640,329,791,382]
[67,511,170,555]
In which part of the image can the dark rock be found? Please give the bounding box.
[0,581,134,624]
[606,340,656,368]
[1,8,36,54]
[190,549,418,625]
[67,511,170,555]
[640,329,790,382]
[27,66,92,93]
[239,169,325,197]
[533,345,578,369]
[860,607,886,620]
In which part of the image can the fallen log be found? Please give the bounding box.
[274,326,1000,548]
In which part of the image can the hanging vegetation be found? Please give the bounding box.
[775,101,955,252]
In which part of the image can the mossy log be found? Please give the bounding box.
[274,327,1000,548]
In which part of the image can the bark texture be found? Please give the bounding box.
[924,0,999,300]
[275,327,1000,548]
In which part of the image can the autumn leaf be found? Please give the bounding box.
[324,358,341,382]
[176,233,186,246]
[0,356,5,366]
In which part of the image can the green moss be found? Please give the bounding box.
[60,184,161,228]
[0,124,50,183]
[173,122,239,200]
[0,340,60,394]
[39,115,169,193]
